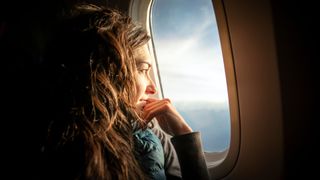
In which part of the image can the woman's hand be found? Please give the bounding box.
[142,98,192,136]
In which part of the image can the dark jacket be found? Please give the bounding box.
[134,127,210,180]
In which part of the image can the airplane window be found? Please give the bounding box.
[150,0,230,153]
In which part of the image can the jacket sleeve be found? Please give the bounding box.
[171,132,210,180]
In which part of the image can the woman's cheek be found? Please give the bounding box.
[134,75,143,102]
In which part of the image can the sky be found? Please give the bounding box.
[151,0,229,104]
[151,0,231,152]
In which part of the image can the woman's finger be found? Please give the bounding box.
[143,102,171,123]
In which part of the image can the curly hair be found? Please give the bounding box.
[44,4,150,179]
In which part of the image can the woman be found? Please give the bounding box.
[43,3,209,180]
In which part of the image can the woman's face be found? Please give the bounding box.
[133,44,157,110]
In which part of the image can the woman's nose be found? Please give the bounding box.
[145,81,157,95]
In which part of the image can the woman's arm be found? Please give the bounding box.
[171,132,210,180]
[143,98,210,180]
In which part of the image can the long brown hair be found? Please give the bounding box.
[44,4,150,179]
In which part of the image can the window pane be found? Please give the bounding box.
[151,0,230,152]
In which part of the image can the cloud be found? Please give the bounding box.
[153,33,228,103]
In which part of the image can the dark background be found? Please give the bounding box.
[271,1,318,179]
[0,0,317,179]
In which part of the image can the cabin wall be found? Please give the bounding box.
[220,0,317,179]
[221,0,284,179]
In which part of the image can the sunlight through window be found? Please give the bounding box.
[151,0,230,152]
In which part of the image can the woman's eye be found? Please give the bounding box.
[138,69,148,74]
[136,63,151,74]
